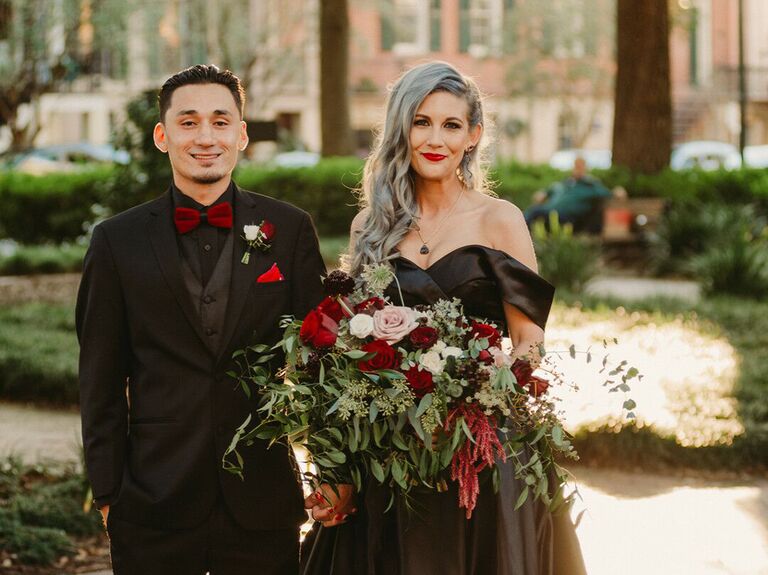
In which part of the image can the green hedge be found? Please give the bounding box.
[0,243,87,275]
[0,167,112,244]
[3,159,768,244]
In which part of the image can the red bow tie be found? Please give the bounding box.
[174,202,233,234]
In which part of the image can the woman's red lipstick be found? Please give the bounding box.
[422,153,447,162]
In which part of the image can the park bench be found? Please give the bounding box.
[601,197,667,243]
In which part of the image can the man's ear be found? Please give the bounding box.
[239,120,249,152]
[153,122,168,153]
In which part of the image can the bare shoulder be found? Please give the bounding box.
[480,196,538,271]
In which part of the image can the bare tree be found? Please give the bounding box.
[319,0,354,156]
[612,0,672,173]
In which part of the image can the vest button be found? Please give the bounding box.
[202,295,214,304]
[203,244,212,252]
[205,328,216,336]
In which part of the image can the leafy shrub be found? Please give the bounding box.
[0,303,79,404]
[531,213,600,292]
[0,457,100,566]
[14,477,101,536]
[0,243,87,275]
[0,167,111,244]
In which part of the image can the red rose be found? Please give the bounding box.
[358,340,401,372]
[354,297,386,315]
[299,309,338,348]
[260,220,276,241]
[470,321,501,348]
[527,376,549,398]
[511,359,533,383]
[409,326,438,350]
[404,366,434,398]
[477,350,493,365]
[317,296,344,322]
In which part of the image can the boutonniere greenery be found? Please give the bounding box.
[241,220,275,264]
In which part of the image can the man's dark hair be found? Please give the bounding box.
[158,64,246,122]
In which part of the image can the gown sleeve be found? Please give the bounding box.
[485,249,555,330]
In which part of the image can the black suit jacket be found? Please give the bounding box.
[76,185,326,530]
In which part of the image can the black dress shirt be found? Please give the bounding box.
[172,183,234,287]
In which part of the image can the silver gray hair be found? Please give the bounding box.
[344,61,488,276]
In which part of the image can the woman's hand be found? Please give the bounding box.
[304,483,356,527]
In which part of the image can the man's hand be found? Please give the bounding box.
[304,484,355,528]
[99,505,110,530]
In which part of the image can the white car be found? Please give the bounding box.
[272,150,320,168]
[670,141,742,171]
[744,145,768,169]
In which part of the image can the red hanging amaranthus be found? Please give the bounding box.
[446,403,506,519]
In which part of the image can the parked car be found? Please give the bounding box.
[669,141,742,171]
[548,148,612,171]
[744,145,768,169]
[2,143,130,174]
[272,150,320,168]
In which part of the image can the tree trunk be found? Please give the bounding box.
[320,0,354,156]
[612,0,672,174]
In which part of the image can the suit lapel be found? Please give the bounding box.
[148,191,212,354]
[217,186,265,362]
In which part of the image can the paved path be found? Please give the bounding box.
[1,404,764,575]
[585,275,701,303]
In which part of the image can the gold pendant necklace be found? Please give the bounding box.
[414,186,466,255]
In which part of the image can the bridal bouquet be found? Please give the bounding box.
[224,266,594,518]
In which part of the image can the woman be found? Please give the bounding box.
[302,61,586,575]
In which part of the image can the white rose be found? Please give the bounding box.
[348,313,375,338]
[243,225,261,241]
[441,346,463,359]
[419,350,445,374]
[431,340,447,354]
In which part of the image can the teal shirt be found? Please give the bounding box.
[542,176,611,220]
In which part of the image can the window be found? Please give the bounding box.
[460,0,502,57]
[381,0,430,55]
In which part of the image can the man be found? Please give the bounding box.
[76,65,326,574]
[524,156,621,233]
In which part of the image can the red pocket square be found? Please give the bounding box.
[257,263,285,283]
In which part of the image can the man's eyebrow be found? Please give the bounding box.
[176,109,233,117]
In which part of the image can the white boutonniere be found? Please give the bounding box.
[241,220,275,264]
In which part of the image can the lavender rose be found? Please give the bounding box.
[371,306,418,344]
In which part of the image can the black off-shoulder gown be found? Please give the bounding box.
[301,246,584,575]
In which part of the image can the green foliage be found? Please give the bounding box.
[0,303,79,404]
[0,457,101,566]
[532,213,600,292]
[651,203,768,297]
[0,243,86,275]
[105,89,172,214]
[0,167,111,243]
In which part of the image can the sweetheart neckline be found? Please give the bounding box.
[395,244,528,272]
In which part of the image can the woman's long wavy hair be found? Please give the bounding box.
[344,61,488,276]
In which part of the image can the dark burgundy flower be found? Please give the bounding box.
[404,366,434,398]
[409,326,439,350]
[299,309,337,348]
[470,321,501,348]
[511,359,533,384]
[358,340,401,372]
[323,269,355,296]
[354,297,386,315]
